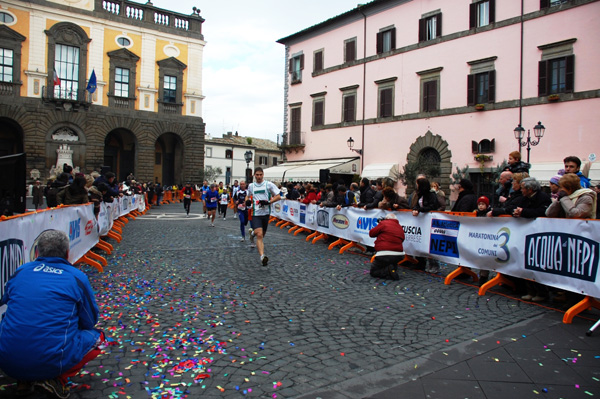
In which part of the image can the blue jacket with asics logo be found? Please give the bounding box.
[0,257,101,380]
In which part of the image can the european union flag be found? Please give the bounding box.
[86,69,97,93]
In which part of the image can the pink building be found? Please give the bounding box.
[273,0,600,197]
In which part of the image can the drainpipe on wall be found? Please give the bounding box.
[518,0,524,153]
[359,7,367,174]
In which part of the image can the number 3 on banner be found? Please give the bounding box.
[496,227,511,263]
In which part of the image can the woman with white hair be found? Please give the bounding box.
[368,213,405,281]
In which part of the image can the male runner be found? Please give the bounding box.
[247,167,281,266]
[234,181,249,241]
[200,180,209,218]
[232,180,240,219]
[205,183,219,226]
[182,182,193,216]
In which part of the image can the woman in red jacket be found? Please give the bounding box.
[368,213,405,280]
[302,183,319,204]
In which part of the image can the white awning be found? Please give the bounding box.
[360,163,399,180]
[263,158,359,182]
[262,161,312,182]
[528,162,599,184]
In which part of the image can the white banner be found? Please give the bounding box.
[0,204,99,298]
[272,200,600,298]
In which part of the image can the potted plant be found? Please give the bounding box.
[475,103,485,110]
[548,94,560,102]
[474,154,493,172]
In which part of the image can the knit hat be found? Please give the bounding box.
[549,175,562,185]
[477,196,489,206]
[459,179,474,191]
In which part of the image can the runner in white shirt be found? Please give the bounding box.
[231,180,240,219]
[219,189,230,220]
[247,167,281,266]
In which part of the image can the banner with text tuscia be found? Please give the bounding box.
[271,200,600,298]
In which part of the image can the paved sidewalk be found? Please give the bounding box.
[1,202,598,398]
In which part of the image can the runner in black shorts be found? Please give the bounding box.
[247,167,281,266]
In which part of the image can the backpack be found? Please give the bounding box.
[344,191,356,205]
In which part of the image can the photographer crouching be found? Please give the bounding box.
[368,213,405,280]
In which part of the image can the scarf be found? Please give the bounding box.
[569,188,597,218]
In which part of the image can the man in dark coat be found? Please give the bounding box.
[513,177,552,218]
[357,177,375,207]
[451,179,478,212]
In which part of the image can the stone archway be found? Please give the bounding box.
[0,117,23,157]
[155,133,184,186]
[406,130,452,196]
[104,129,137,182]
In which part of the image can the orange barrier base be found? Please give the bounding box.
[269,216,278,224]
[328,238,349,251]
[444,266,479,285]
[306,231,319,241]
[563,296,600,324]
[339,241,366,254]
[86,250,107,267]
[294,227,311,237]
[95,239,113,254]
[312,233,327,244]
[107,230,122,243]
[275,219,287,227]
[75,254,103,272]
[118,216,129,224]
[478,272,516,296]
[288,225,300,234]
[279,221,292,229]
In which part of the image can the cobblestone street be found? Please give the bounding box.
[2,202,597,399]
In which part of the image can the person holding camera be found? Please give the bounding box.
[368,213,406,280]
[248,167,281,266]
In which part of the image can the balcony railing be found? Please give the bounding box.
[0,81,19,97]
[109,95,135,109]
[42,86,92,110]
[97,0,203,35]
[279,131,306,152]
[158,100,183,115]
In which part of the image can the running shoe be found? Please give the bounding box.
[261,255,269,267]
[223,217,226,221]
[249,228,254,244]
[240,237,245,242]
[34,379,70,399]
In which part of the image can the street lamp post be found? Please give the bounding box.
[244,150,253,183]
[513,121,545,164]
[347,137,363,155]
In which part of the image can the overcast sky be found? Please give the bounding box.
[131,0,361,142]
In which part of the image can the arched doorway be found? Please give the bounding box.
[104,129,137,182]
[154,133,183,186]
[406,130,452,199]
[0,117,23,157]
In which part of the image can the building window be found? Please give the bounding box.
[422,80,438,112]
[259,156,268,165]
[0,48,13,82]
[206,147,212,158]
[157,57,186,113]
[290,107,302,145]
[289,53,304,84]
[343,93,356,122]
[107,48,139,107]
[376,78,396,119]
[467,71,495,105]
[117,37,131,47]
[114,67,129,97]
[470,0,495,29]
[163,75,176,103]
[54,43,80,100]
[314,49,323,73]
[0,13,15,24]
[225,149,233,159]
[472,139,496,154]
[419,13,442,42]
[376,27,396,54]
[539,55,574,95]
[272,157,278,166]
[313,98,324,127]
[344,38,356,63]
[541,0,568,7]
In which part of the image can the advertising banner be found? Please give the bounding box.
[272,200,600,298]
[0,204,99,298]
